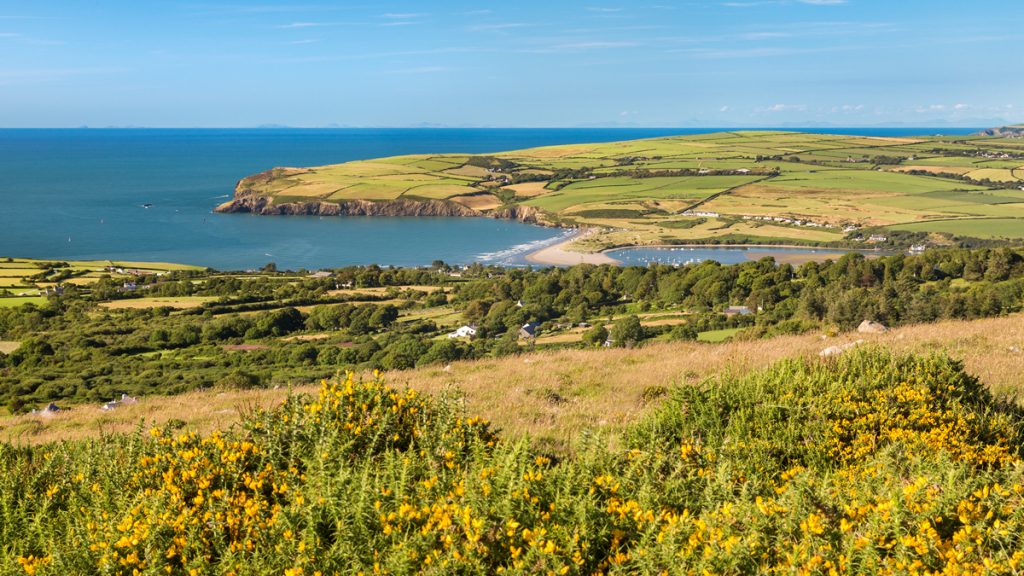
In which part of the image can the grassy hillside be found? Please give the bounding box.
[5,313,1022,451]
[223,131,1024,250]
[0,257,202,308]
[4,349,1024,574]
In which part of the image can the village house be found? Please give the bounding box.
[447,325,477,339]
[724,305,753,316]
[519,322,539,339]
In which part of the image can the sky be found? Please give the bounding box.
[1,0,1022,128]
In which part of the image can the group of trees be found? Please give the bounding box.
[1,247,1023,411]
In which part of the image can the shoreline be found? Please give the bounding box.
[524,229,621,266]
[527,236,894,267]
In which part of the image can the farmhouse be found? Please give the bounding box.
[447,325,477,339]
[519,322,539,339]
[724,305,753,316]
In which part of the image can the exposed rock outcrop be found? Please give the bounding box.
[819,339,865,358]
[215,194,480,218]
[974,126,1024,138]
[215,192,555,226]
[857,320,888,334]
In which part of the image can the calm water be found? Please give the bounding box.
[0,128,978,270]
[611,246,860,266]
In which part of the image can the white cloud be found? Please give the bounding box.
[276,22,324,29]
[619,110,638,117]
[468,22,531,31]
[521,40,639,53]
[0,66,127,86]
[758,103,807,112]
[587,7,624,12]
[719,105,730,112]
[382,66,451,75]
[799,0,847,4]
[382,12,427,19]
[953,103,969,110]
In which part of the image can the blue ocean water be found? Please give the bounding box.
[0,127,979,270]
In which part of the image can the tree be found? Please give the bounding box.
[369,305,399,329]
[610,315,643,348]
[581,324,609,347]
[215,370,262,390]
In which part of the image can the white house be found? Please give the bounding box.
[447,325,477,339]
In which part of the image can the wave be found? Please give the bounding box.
[475,230,577,264]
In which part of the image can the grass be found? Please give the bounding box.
[0,296,46,308]
[697,327,742,342]
[0,341,19,354]
[97,296,218,309]
[4,348,1024,573]
[887,217,1024,239]
[226,130,1024,249]
[4,312,1022,451]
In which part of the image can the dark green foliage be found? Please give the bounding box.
[1,247,1023,409]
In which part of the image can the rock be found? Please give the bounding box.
[215,195,481,218]
[819,339,865,358]
[857,320,888,334]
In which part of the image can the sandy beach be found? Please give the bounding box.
[525,230,620,266]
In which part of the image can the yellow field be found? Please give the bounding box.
[98,296,217,309]
[450,193,502,211]
[0,341,19,354]
[506,181,552,198]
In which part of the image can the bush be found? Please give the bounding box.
[5,351,1024,575]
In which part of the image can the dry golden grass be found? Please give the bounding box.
[0,341,19,354]
[450,193,502,211]
[2,315,1022,450]
[506,182,552,198]
[98,297,217,310]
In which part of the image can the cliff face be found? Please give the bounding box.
[974,126,1024,138]
[215,193,550,225]
[215,195,480,217]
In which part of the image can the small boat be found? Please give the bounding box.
[142,203,153,209]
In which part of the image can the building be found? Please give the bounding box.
[519,322,539,339]
[724,305,753,316]
[447,325,477,339]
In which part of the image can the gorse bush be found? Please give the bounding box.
[4,350,1024,574]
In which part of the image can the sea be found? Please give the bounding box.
[0,127,980,270]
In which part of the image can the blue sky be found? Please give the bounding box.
[1,1,1022,127]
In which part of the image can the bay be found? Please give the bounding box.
[0,127,978,270]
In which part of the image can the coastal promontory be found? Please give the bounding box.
[216,131,1024,251]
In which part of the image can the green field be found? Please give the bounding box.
[888,218,1024,239]
[0,296,47,308]
[697,327,743,342]
[221,130,1024,250]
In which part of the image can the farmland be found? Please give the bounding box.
[219,130,1024,252]
[0,257,205,307]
